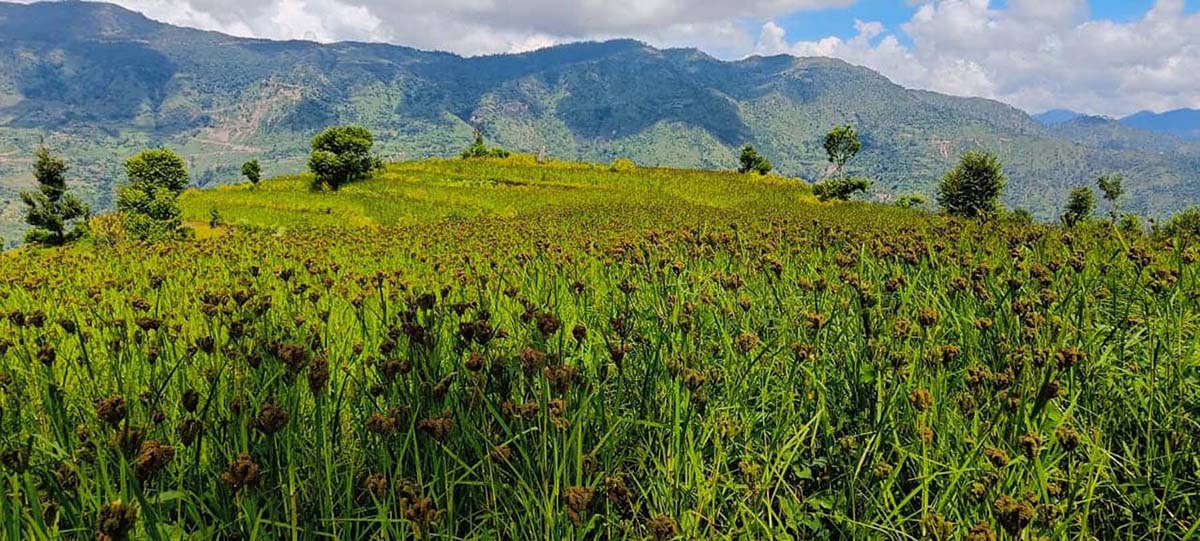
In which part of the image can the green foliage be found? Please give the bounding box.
[309,126,382,191]
[1062,186,1096,227]
[241,159,262,186]
[737,145,772,175]
[894,194,927,209]
[813,176,872,202]
[117,148,189,241]
[937,151,1007,219]
[461,130,511,159]
[1097,173,1124,220]
[1,158,1196,541]
[608,158,636,172]
[124,148,190,194]
[823,125,862,174]
[4,7,1200,236]
[21,146,89,246]
[1008,208,1034,224]
[1118,213,1144,235]
[1162,206,1200,241]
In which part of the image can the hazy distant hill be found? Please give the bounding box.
[1032,109,1085,125]
[1,0,1199,241]
[1121,109,1200,140]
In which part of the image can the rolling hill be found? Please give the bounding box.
[1,0,1199,243]
[1121,109,1200,140]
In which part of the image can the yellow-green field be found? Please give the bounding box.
[0,157,1196,540]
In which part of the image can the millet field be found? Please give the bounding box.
[0,157,1197,540]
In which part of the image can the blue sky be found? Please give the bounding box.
[774,0,1200,44]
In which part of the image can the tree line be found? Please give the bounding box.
[10,124,1195,247]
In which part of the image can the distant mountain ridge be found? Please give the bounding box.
[1121,109,1200,140]
[1,0,1199,243]
[1033,108,1200,141]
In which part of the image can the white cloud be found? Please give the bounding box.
[12,0,852,54]
[753,0,1200,116]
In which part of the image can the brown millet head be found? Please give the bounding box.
[401,496,441,535]
[562,486,595,526]
[253,402,289,435]
[964,520,997,541]
[363,473,389,500]
[604,475,632,508]
[133,440,175,482]
[1019,432,1043,459]
[490,444,513,463]
[181,389,200,414]
[95,500,138,541]
[908,388,934,413]
[417,411,453,441]
[1055,424,1081,452]
[307,355,330,394]
[177,419,203,447]
[95,396,128,426]
[366,412,399,436]
[647,515,680,541]
[995,495,1035,535]
[220,453,261,490]
[984,447,1011,468]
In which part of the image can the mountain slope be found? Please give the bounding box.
[1033,109,1085,125]
[1121,109,1200,140]
[1,1,1198,243]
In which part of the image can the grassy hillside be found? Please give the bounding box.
[179,156,816,230]
[1,158,1197,540]
[2,1,1199,244]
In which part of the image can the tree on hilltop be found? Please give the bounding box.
[309,126,383,191]
[117,148,190,240]
[813,126,870,201]
[21,145,89,246]
[738,145,772,175]
[937,151,1006,219]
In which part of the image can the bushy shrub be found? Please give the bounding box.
[309,126,383,191]
[937,151,1006,219]
[609,158,637,173]
[738,145,772,175]
[1163,206,1200,241]
[894,194,927,209]
[813,177,872,202]
[1062,186,1096,227]
[242,160,262,187]
[461,131,510,159]
[117,148,190,241]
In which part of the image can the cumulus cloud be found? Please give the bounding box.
[12,0,851,55]
[753,0,1200,116]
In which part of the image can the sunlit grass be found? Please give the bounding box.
[0,157,1196,540]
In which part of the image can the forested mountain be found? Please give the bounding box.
[2,0,1198,241]
[1121,109,1200,140]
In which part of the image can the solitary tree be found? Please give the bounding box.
[937,151,1006,219]
[1062,186,1096,227]
[461,130,510,159]
[823,125,862,176]
[309,126,382,191]
[117,148,190,240]
[1097,173,1124,222]
[738,145,772,175]
[21,146,89,246]
[813,125,870,201]
[242,159,262,188]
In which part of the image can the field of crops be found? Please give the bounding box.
[1,157,1197,540]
